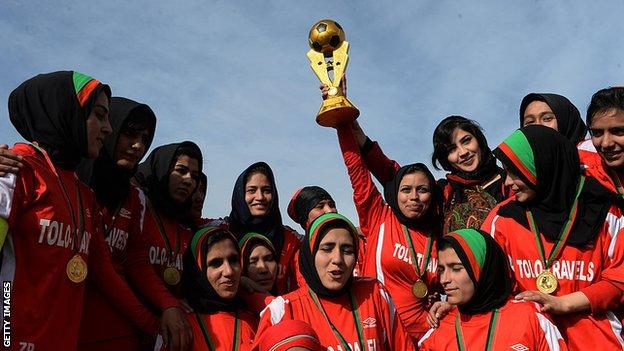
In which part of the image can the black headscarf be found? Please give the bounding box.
[495,125,611,246]
[229,162,284,253]
[382,163,441,231]
[287,186,335,230]
[439,229,511,315]
[520,93,587,144]
[298,213,359,298]
[182,227,242,313]
[134,141,203,222]
[77,97,156,211]
[8,70,111,169]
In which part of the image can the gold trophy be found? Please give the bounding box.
[307,19,359,127]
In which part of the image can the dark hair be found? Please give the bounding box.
[244,164,271,185]
[313,220,357,254]
[586,87,624,128]
[123,107,156,133]
[431,116,489,171]
[174,144,202,164]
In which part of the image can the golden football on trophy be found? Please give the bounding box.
[307,19,359,127]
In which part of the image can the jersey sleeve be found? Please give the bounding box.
[254,296,291,349]
[361,139,401,185]
[88,208,160,335]
[531,307,568,351]
[337,126,386,238]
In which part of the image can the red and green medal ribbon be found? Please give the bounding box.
[308,288,366,351]
[455,309,499,351]
[196,311,240,351]
[526,175,585,271]
[402,225,434,280]
[146,199,181,262]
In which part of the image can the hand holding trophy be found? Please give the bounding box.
[307,19,359,127]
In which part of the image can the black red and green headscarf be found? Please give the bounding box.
[287,186,335,230]
[520,93,587,144]
[238,232,277,276]
[494,125,611,246]
[439,228,511,315]
[181,226,242,313]
[77,97,157,211]
[298,213,359,298]
[8,70,111,169]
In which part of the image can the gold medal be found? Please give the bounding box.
[536,270,558,294]
[412,279,428,299]
[163,267,181,286]
[66,254,88,283]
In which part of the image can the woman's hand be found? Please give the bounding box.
[515,290,590,315]
[0,144,23,177]
[427,301,453,328]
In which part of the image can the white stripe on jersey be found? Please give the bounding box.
[375,223,386,285]
[606,311,624,348]
[137,188,147,233]
[417,328,435,348]
[0,173,17,219]
[488,215,500,237]
[535,311,562,351]
[605,212,624,259]
[379,287,396,332]
[261,296,287,325]
[154,334,163,350]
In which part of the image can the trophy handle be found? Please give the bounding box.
[331,41,349,87]
[306,50,333,87]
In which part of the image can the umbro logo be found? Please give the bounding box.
[362,317,376,329]
[119,208,131,219]
[510,344,528,351]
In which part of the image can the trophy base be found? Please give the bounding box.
[316,96,360,128]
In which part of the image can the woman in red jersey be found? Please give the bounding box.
[335,121,441,342]
[215,162,301,295]
[256,213,415,351]
[482,125,624,350]
[156,227,258,351]
[76,97,191,351]
[0,71,157,351]
[134,141,203,299]
[419,228,567,350]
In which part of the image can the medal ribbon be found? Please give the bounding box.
[308,288,366,351]
[454,309,499,351]
[33,143,85,253]
[196,311,240,351]
[402,225,433,279]
[146,199,180,262]
[526,175,585,269]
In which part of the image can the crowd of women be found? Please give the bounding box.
[0,70,623,351]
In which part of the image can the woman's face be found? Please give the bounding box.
[114,121,152,170]
[504,169,536,203]
[245,172,273,217]
[85,92,112,158]
[446,127,482,173]
[437,247,475,305]
[523,101,558,131]
[205,239,241,299]
[190,180,207,220]
[246,243,278,292]
[306,199,338,226]
[397,172,432,220]
[168,155,199,204]
[314,227,356,291]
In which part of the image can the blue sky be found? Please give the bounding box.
[2,1,624,230]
